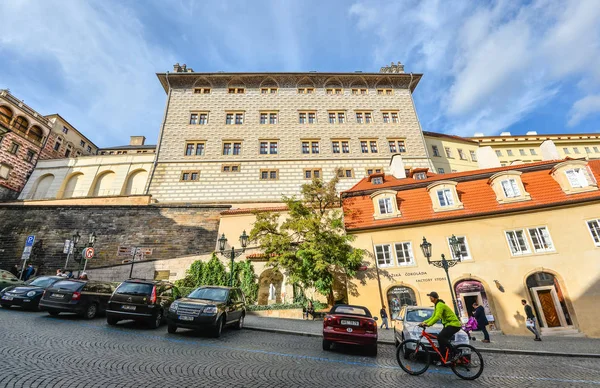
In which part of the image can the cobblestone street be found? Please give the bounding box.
[1,309,599,387]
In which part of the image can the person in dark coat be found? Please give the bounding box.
[472,302,490,343]
[9,265,19,277]
[23,264,35,281]
[522,299,542,341]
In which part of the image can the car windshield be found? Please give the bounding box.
[406,309,434,322]
[52,281,83,291]
[188,288,228,302]
[331,306,371,317]
[116,282,153,295]
[27,277,59,288]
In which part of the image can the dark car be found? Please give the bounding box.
[167,286,245,337]
[322,304,378,356]
[106,279,177,329]
[0,276,63,310]
[39,279,115,319]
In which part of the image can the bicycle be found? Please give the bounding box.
[396,327,484,380]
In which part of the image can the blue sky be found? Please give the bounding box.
[1,0,599,147]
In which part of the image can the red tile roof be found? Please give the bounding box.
[342,159,600,231]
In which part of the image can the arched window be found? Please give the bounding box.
[61,173,85,199]
[27,125,44,144]
[31,174,55,200]
[0,106,13,126]
[122,169,148,195]
[90,171,116,197]
[13,116,28,133]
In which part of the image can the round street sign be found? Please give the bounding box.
[83,247,95,259]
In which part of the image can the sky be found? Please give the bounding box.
[0,0,599,147]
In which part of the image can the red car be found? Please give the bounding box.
[322,304,378,356]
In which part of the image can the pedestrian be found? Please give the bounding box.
[56,269,63,276]
[522,299,542,341]
[419,292,463,366]
[304,300,315,320]
[379,305,389,329]
[9,264,19,277]
[472,302,490,343]
[23,264,35,281]
[79,272,89,280]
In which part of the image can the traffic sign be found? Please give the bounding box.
[25,235,35,247]
[21,252,30,261]
[83,247,95,259]
[23,246,32,254]
[63,240,72,254]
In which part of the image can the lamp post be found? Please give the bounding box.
[420,235,462,315]
[81,232,97,274]
[64,231,81,271]
[218,231,249,286]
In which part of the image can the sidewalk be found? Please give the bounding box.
[245,315,600,358]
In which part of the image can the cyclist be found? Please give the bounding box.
[418,291,463,365]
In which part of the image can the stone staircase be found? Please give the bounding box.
[541,326,585,337]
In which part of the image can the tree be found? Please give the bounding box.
[235,260,259,304]
[201,253,228,286]
[250,171,364,305]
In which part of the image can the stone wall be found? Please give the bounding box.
[0,204,228,274]
[0,184,18,201]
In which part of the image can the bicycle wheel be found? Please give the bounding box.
[451,344,484,380]
[396,340,431,376]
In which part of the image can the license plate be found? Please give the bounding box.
[122,305,136,311]
[2,296,13,301]
[341,320,359,326]
[179,315,194,321]
[51,293,64,298]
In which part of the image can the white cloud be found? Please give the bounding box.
[0,0,175,146]
[568,95,600,127]
[348,0,600,134]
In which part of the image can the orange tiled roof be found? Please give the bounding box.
[342,159,600,231]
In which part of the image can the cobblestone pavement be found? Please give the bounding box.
[1,309,599,388]
[246,315,600,355]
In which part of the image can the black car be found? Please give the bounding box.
[0,276,63,310]
[167,286,245,337]
[106,279,177,329]
[39,279,115,319]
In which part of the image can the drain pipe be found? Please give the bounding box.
[145,72,172,196]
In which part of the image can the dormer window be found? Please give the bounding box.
[427,181,463,212]
[372,177,383,185]
[489,171,531,204]
[371,190,401,220]
[551,161,598,195]
[414,172,427,180]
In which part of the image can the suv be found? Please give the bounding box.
[106,279,176,329]
[39,279,115,319]
[167,286,245,337]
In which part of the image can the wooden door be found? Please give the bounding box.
[537,290,561,327]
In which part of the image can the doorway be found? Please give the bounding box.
[463,294,480,318]
[526,272,573,329]
[531,286,563,328]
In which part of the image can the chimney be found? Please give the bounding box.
[473,132,484,137]
[526,131,538,136]
[130,136,146,146]
[476,146,501,169]
[389,154,407,179]
[173,63,181,72]
[379,61,405,74]
[181,64,187,72]
[540,140,560,160]
[500,131,511,136]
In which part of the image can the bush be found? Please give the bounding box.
[247,301,327,312]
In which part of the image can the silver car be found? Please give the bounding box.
[393,306,470,351]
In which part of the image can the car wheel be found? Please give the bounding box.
[149,311,163,329]
[48,310,60,316]
[369,345,378,357]
[107,317,119,326]
[167,324,177,334]
[213,316,224,338]
[84,303,98,320]
[234,314,244,330]
[322,339,331,351]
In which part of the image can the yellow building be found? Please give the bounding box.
[422,131,479,173]
[342,159,600,337]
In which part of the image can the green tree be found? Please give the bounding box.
[236,260,259,304]
[250,172,364,305]
[201,253,228,286]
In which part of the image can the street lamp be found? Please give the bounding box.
[64,231,81,271]
[420,235,462,315]
[218,231,249,286]
[88,232,96,247]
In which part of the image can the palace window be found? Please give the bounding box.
[301,141,320,154]
[54,138,62,151]
[432,145,440,157]
[574,147,581,154]
[190,114,198,125]
[260,112,278,125]
[9,142,19,154]
[298,111,316,124]
[62,126,69,134]
[193,88,211,94]
[587,219,600,246]
[528,227,555,253]
[222,164,241,173]
[458,149,467,160]
[259,141,278,155]
[228,88,245,94]
[530,149,537,155]
[0,163,11,180]
[352,88,367,95]
[495,150,502,157]
[337,168,354,178]
[445,147,453,158]
[366,168,383,175]
[507,150,514,156]
[374,244,393,267]
[389,140,406,153]
[226,113,244,125]
[382,111,399,123]
[505,229,531,256]
[25,150,35,163]
[180,171,200,181]
[87,146,92,153]
[261,88,278,94]
[185,142,205,156]
[303,169,322,179]
[80,140,85,147]
[377,89,393,95]
[360,140,378,154]
[222,142,242,156]
[372,177,383,185]
[563,147,570,154]
[297,88,314,94]
[260,169,278,180]
[328,111,345,124]
[326,88,343,95]
[470,150,477,161]
[394,242,415,266]
[447,236,471,260]
[355,111,372,124]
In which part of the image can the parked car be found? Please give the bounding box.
[0,276,63,310]
[39,279,115,319]
[322,304,378,356]
[106,279,177,329]
[0,269,24,290]
[393,305,470,356]
[167,286,245,337]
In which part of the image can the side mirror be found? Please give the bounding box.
[374,317,379,321]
